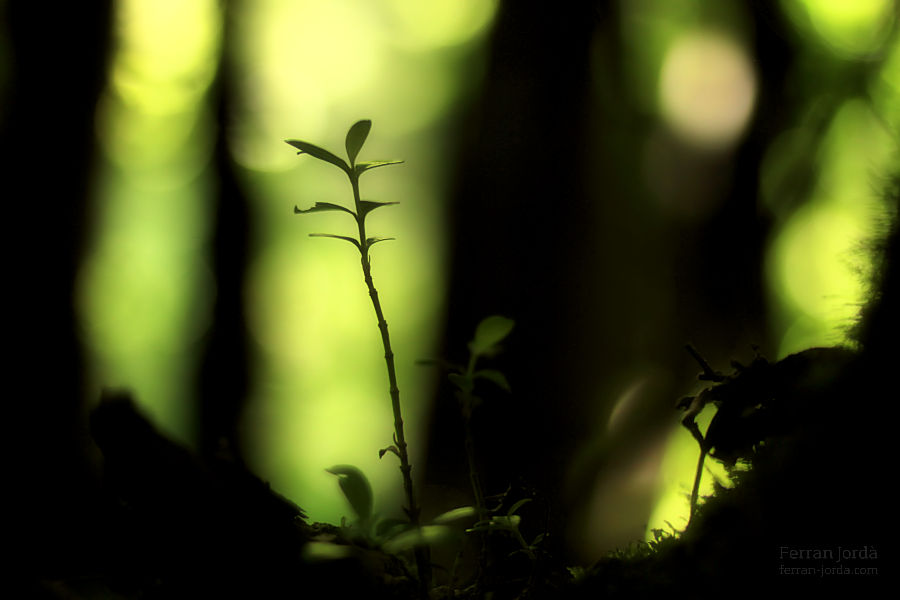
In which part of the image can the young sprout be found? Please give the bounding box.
[287,120,430,595]
[424,315,514,521]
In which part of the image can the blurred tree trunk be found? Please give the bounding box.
[197,0,252,459]
[2,0,112,575]
[427,0,599,540]
[429,0,800,555]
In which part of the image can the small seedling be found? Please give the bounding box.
[324,461,480,590]
[287,120,430,593]
[325,464,442,547]
[422,317,552,595]
[422,315,514,522]
[466,498,543,562]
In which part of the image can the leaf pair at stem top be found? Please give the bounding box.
[287,119,403,178]
[287,120,403,255]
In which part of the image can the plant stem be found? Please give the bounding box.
[688,446,707,526]
[460,354,491,587]
[462,355,487,522]
[350,172,431,595]
[464,418,486,520]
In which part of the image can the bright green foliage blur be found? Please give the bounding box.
[80,0,499,525]
[78,0,221,445]
[76,0,895,551]
[641,0,898,540]
[236,0,499,525]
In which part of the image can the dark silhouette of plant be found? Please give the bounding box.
[676,343,855,523]
[286,120,430,595]
[430,315,515,522]
[424,317,551,597]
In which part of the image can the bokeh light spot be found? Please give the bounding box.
[765,99,894,356]
[783,0,895,58]
[79,0,220,444]
[646,406,732,537]
[384,0,499,50]
[659,30,756,149]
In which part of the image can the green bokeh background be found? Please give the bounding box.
[8,0,895,559]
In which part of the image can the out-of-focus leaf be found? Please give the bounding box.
[326,465,373,521]
[432,506,477,525]
[382,525,455,553]
[345,120,372,165]
[469,316,515,357]
[493,515,521,529]
[375,518,409,539]
[466,515,521,533]
[507,498,531,516]
[294,202,356,216]
[448,373,474,394]
[309,233,361,251]
[302,541,353,562]
[360,200,399,218]
[286,139,350,173]
[355,160,404,176]
[474,369,511,392]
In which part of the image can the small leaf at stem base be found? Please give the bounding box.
[379,445,400,459]
[326,464,374,522]
[366,236,395,248]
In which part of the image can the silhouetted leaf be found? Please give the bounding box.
[294,202,356,216]
[474,369,511,392]
[345,120,371,165]
[310,233,361,251]
[448,373,474,394]
[379,444,400,459]
[355,160,404,176]
[302,541,353,562]
[469,315,515,356]
[326,465,373,521]
[375,518,409,539]
[366,236,395,248]
[360,200,399,218]
[285,139,350,173]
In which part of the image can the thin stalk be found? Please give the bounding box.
[350,172,431,595]
[464,419,486,520]
[688,446,707,526]
[462,354,487,521]
[461,354,490,587]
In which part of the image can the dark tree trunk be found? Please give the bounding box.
[197,0,252,459]
[2,0,113,577]
[426,0,599,542]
